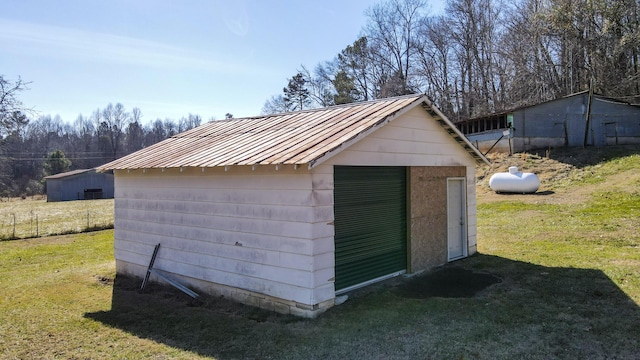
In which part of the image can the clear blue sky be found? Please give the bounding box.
[1,0,444,124]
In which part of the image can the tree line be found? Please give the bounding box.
[0,79,204,197]
[263,0,640,122]
[4,0,640,197]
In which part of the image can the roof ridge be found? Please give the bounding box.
[241,93,425,119]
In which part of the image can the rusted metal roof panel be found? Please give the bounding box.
[98,94,488,171]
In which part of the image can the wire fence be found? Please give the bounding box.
[0,198,114,240]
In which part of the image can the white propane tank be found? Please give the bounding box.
[489,166,540,193]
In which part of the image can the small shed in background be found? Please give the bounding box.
[45,168,114,202]
[457,91,640,154]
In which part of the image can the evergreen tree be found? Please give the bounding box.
[333,71,360,105]
[337,37,372,101]
[44,150,71,176]
[283,72,311,111]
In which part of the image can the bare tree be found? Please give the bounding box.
[500,0,562,106]
[300,63,336,107]
[446,0,505,117]
[364,0,428,97]
[178,114,202,131]
[416,16,457,116]
[125,121,145,153]
[131,107,142,124]
[100,103,130,160]
[262,94,291,115]
[163,118,178,137]
[0,75,31,136]
[146,119,166,144]
[260,0,640,121]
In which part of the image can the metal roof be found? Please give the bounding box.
[44,168,94,180]
[45,168,114,180]
[98,94,488,171]
[458,91,639,124]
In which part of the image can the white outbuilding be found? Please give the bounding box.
[99,94,489,317]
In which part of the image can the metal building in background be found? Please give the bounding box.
[45,168,114,202]
[456,91,640,154]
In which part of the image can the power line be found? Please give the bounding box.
[0,151,111,156]
[0,156,115,161]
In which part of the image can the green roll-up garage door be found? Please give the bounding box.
[334,166,407,291]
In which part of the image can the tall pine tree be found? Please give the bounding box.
[333,71,360,105]
[44,150,71,176]
[283,73,311,111]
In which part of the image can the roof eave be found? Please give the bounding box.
[419,98,491,166]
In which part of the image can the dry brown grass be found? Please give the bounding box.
[0,198,114,239]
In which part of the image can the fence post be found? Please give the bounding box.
[12,213,16,239]
[36,214,39,237]
[87,210,90,229]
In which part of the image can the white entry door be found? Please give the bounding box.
[447,178,467,261]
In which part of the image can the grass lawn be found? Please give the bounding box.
[1,146,639,359]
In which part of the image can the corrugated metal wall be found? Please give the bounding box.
[47,171,114,202]
[512,93,640,151]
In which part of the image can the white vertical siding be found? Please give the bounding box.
[114,165,334,305]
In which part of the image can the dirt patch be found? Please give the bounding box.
[95,275,114,286]
[394,267,501,299]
